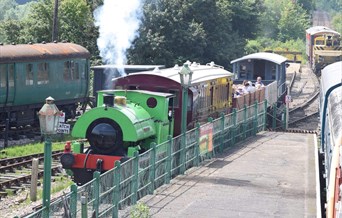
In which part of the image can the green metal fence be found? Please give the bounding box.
[25,100,268,218]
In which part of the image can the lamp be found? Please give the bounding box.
[38,96,60,134]
[178,63,193,174]
[38,96,61,217]
[178,63,193,87]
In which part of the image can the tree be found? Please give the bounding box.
[0,0,18,21]
[129,0,259,67]
[277,1,310,41]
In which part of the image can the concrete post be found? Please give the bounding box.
[30,158,39,202]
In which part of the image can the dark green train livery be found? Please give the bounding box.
[0,42,90,128]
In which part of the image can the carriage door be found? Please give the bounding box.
[0,64,15,107]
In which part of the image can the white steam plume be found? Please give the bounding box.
[94,0,142,74]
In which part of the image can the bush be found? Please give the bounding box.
[130,202,150,218]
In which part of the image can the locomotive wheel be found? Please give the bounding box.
[86,118,124,155]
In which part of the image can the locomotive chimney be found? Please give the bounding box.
[103,93,115,107]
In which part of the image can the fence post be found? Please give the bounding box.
[272,103,277,130]
[243,105,247,139]
[194,123,201,166]
[81,195,88,218]
[30,158,39,202]
[93,171,101,218]
[232,108,237,145]
[283,106,287,130]
[219,113,225,153]
[132,151,139,205]
[70,184,78,218]
[112,161,121,218]
[149,143,156,194]
[254,101,258,135]
[166,136,172,184]
[263,100,268,130]
[180,132,186,174]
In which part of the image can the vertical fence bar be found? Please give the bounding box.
[112,161,121,218]
[42,137,52,218]
[243,105,247,139]
[283,106,287,130]
[263,100,268,130]
[180,132,186,174]
[219,113,225,153]
[70,184,77,218]
[81,195,88,218]
[132,151,139,205]
[93,171,101,218]
[272,103,277,130]
[232,108,237,146]
[207,117,214,158]
[195,123,200,166]
[166,136,172,184]
[254,101,258,135]
[149,143,156,194]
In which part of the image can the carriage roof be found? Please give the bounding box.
[306,26,340,36]
[230,52,287,65]
[0,42,90,63]
[114,62,233,85]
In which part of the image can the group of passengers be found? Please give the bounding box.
[233,77,264,98]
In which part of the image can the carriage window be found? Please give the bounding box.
[72,63,79,80]
[0,65,6,88]
[65,61,80,80]
[26,64,34,85]
[38,63,49,85]
[8,64,14,87]
[169,90,179,108]
[271,66,276,80]
[64,61,71,80]
[315,40,324,46]
[239,64,246,78]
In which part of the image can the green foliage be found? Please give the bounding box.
[129,0,258,67]
[0,0,18,20]
[245,37,306,63]
[0,0,99,57]
[130,202,150,218]
[277,1,310,42]
[259,0,310,41]
[331,13,342,34]
[0,142,66,159]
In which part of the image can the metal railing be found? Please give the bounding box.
[25,101,268,218]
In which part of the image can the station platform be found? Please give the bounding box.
[129,131,319,218]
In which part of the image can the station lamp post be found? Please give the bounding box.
[38,96,61,217]
[178,63,193,174]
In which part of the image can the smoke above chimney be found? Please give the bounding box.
[94,0,142,76]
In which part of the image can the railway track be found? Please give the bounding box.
[288,65,320,131]
[0,151,64,198]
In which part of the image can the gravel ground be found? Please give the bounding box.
[1,175,70,217]
[2,186,68,218]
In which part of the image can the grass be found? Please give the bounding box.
[0,135,79,159]
[35,175,74,202]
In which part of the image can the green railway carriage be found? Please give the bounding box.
[0,42,90,128]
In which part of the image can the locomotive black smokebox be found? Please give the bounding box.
[91,65,165,103]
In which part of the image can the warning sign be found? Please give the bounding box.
[57,123,70,134]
